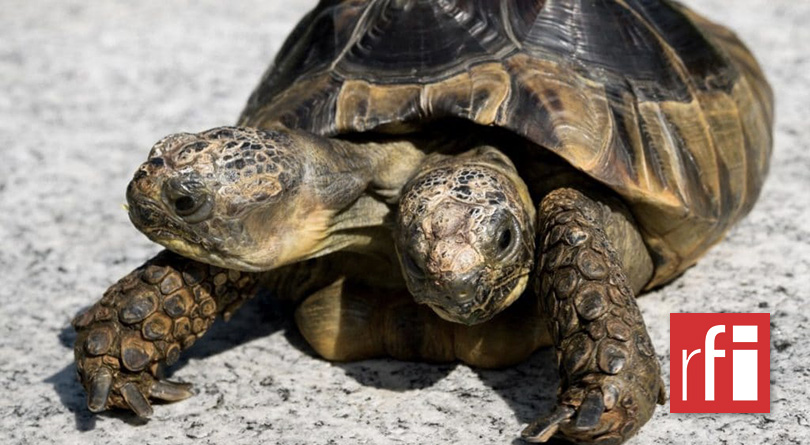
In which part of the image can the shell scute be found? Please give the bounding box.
[240,0,773,286]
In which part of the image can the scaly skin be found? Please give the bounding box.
[294,277,551,367]
[72,248,398,416]
[522,189,665,445]
[72,250,259,416]
[395,147,536,325]
[126,126,426,273]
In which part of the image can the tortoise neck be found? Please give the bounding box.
[279,133,427,262]
[326,136,427,202]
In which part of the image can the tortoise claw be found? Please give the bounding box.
[521,405,575,443]
[522,389,606,443]
[150,380,194,402]
[121,382,154,418]
[80,366,192,417]
[573,390,605,430]
[86,367,113,413]
[657,377,668,404]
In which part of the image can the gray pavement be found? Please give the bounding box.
[0,1,808,444]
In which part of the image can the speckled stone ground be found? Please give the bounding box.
[0,1,808,444]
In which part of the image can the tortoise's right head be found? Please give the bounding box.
[395,147,536,326]
[127,126,343,271]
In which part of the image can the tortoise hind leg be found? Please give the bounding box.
[294,278,387,361]
[522,188,664,444]
[295,279,461,363]
[296,277,553,367]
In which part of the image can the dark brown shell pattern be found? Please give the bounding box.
[238,0,773,288]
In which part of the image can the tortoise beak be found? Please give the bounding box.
[422,269,488,326]
[127,165,165,230]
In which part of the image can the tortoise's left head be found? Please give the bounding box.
[126,126,346,271]
[395,147,536,325]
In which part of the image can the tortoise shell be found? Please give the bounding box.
[238,0,774,288]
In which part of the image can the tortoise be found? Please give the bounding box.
[71,1,773,444]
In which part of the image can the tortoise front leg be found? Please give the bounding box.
[72,250,259,416]
[522,189,665,444]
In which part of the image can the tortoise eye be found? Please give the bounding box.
[498,227,513,251]
[492,212,520,261]
[173,196,196,214]
[163,178,214,223]
[403,250,426,279]
[172,193,213,223]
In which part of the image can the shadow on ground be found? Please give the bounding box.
[48,290,563,441]
[46,292,287,431]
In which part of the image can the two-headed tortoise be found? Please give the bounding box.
[73,1,772,444]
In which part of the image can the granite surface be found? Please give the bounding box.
[0,1,808,444]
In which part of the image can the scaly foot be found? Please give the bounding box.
[73,250,258,416]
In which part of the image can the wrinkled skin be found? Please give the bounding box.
[75,125,431,417]
[72,250,259,417]
[522,188,664,444]
[73,0,771,441]
[76,125,664,445]
[395,147,536,325]
[127,126,425,271]
[395,149,664,444]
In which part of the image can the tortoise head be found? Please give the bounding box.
[126,126,357,271]
[395,147,536,325]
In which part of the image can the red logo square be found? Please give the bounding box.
[670,313,770,413]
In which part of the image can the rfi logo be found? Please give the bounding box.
[670,313,770,413]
